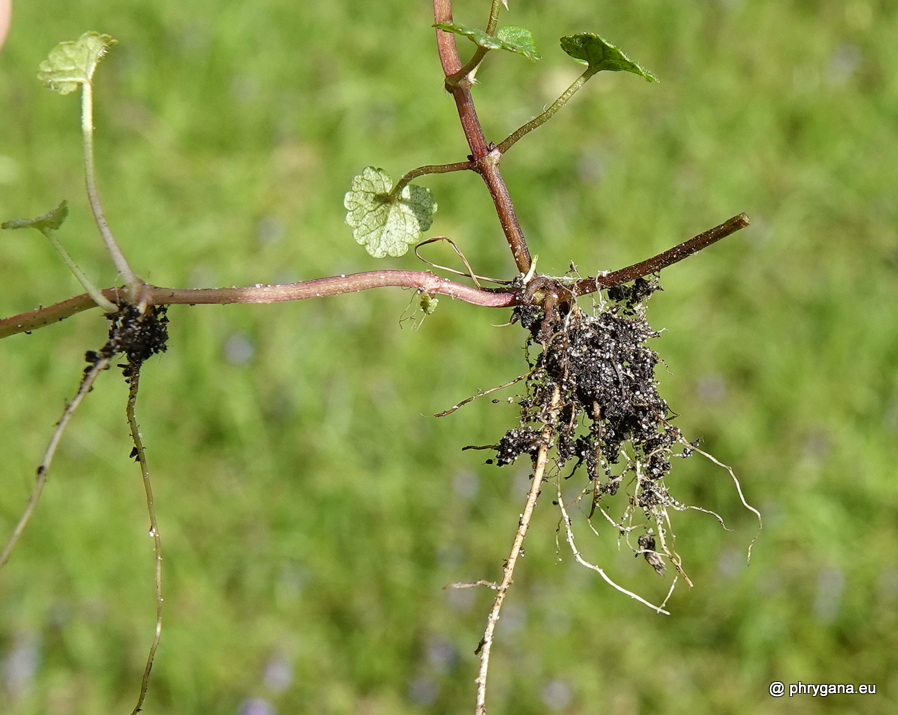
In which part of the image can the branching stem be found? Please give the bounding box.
[444,0,509,84]
[433,0,532,274]
[446,46,490,87]
[39,224,118,312]
[0,215,748,340]
[1,10,758,715]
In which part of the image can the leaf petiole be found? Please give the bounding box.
[79,60,142,298]
[42,222,119,313]
[1,201,118,312]
[437,21,540,88]
[496,66,597,154]
[392,160,474,195]
[38,32,142,300]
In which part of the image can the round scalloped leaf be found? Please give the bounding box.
[560,33,657,82]
[38,32,117,95]
[344,168,437,258]
[434,22,540,61]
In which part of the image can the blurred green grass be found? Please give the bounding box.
[1,0,897,713]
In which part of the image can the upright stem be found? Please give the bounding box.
[81,82,140,297]
[483,0,504,35]
[432,0,532,274]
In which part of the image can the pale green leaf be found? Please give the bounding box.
[38,32,117,95]
[560,33,657,82]
[344,168,437,258]
[434,22,540,60]
[2,201,69,232]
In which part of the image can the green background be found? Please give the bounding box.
[1,0,896,713]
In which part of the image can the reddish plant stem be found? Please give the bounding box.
[433,0,532,274]
[1,217,748,340]
[149,272,516,306]
[576,213,751,295]
[1,212,749,341]
[0,271,517,339]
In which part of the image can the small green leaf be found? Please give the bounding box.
[560,33,657,82]
[435,23,500,50]
[38,32,117,95]
[344,168,437,258]
[2,201,69,232]
[434,22,541,60]
[496,26,541,61]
